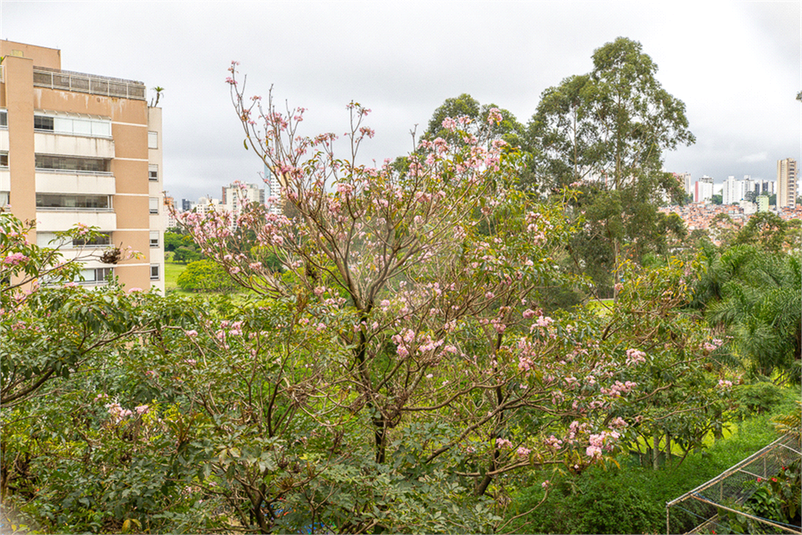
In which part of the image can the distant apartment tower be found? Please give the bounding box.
[0,40,165,291]
[694,175,714,203]
[263,164,284,214]
[675,172,692,197]
[221,182,264,221]
[777,158,797,209]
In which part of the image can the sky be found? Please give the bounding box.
[2,1,800,203]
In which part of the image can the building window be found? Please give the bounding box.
[35,155,110,173]
[79,267,113,284]
[148,131,158,149]
[0,192,9,206]
[150,231,159,248]
[36,194,111,210]
[149,197,159,214]
[0,152,7,168]
[73,232,112,248]
[150,264,160,280]
[34,113,111,138]
[149,164,158,181]
[0,110,7,128]
[34,115,54,131]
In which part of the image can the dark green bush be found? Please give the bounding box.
[735,382,785,416]
[511,467,663,534]
[176,259,238,293]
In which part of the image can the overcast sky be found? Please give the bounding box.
[2,1,800,202]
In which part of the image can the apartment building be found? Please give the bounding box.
[777,158,797,210]
[0,40,165,292]
[694,175,714,204]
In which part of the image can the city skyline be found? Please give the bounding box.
[2,1,799,202]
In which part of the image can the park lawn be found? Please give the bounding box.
[164,258,187,291]
[585,298,614,316]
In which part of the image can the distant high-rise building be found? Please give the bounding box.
[1,40,165,292]
[264,164,284,215]
[222,182,264,223]
[181,198,192,211]
[674,172,692,198]
[777,158,797,209]
[694,176,714,203]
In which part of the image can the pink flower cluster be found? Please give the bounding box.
[585,430,620,458]
[2,252,28,266]
[496,438,513,449]
[625,348,647,365]
[600,380,638,398]
[717,379,733,389]
[545,435,563,450]
[105,401,148,422]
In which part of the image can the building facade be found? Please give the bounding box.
[0,40,165,291]
[694,175,714,204]
[777,158,797,210]
[221,182,264,222]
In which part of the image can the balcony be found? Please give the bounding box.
[36,171,115,195]
[35,132,115,159]
[36,210,117,232]
[33,67,146,101]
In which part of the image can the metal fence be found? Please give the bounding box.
[666,434,801,534]
[32,67,146,101]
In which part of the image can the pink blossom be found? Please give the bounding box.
[516,446,531,458]
[185,330,198,337]
[541,480,551,490]
[545,435,563,450]
[496,438,513,449]
[522,309,536,319]
[2,252,28,266]
[135,405,149,415]
[625,348,647,365]
[586,445,602,458]
[610,417,628,429]
[717,379,733,389]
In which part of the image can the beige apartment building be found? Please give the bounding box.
[777,158,797,210]
[0,40,165,292]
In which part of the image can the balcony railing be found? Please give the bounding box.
[33,67,146,101]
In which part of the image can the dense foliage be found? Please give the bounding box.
[1,37,797,534]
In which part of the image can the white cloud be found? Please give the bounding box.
[2,1,799,201]
[737,152,769,163]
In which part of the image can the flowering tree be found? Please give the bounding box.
[157,64,730,531]
[0,211,143,407]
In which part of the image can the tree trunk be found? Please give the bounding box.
[652,435,660,470]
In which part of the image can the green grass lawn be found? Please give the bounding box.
[585,298,614,316]
[163,252,190,293]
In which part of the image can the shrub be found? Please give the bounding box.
[176,259,238,292]
[735,381,785,417]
